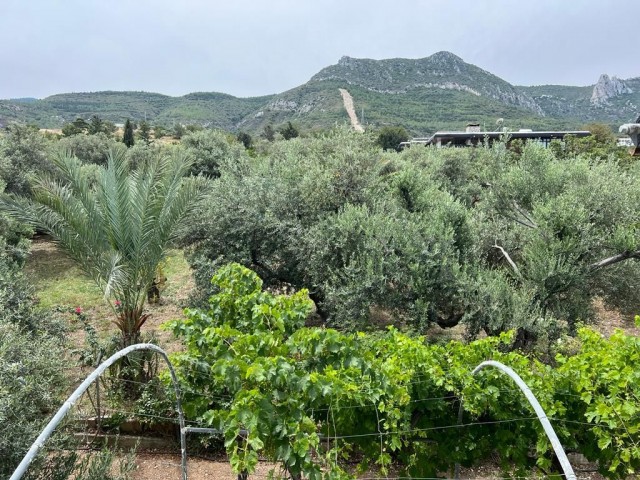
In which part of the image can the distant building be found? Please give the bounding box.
[400,123,591,149]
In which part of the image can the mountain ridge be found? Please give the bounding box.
[1,52,639,134]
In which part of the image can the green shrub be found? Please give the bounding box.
[181,128,249,177]
[167,263,640,478]
[0,320,68,476]
[181,129,640,342]
[57,132,120,166]
[376,125,409,151]
[0,123,54,196]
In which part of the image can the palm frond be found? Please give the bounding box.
[0,144,204,337]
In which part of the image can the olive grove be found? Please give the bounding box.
[181,127,640,344]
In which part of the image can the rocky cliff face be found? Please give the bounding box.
[591,74,632,105]
[4,53,640,131]
[311,51,544,115]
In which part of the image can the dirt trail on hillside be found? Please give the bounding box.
[338,88,364,132]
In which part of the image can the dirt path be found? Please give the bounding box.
[338,88,364,132]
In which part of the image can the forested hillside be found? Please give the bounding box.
[2,51,639,135]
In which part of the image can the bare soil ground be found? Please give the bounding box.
[130,454,605,480]
[133,453,277,480]
[592,297,640,337]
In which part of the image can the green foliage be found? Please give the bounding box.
[168,264,640,478]
[181,128,387,320]
[1,147,207,344]
[0,123,55,196]
[87,114,116,136]
[261,124,275,141]
[57,132,121,166]
[0,237,69,476]
[305,198,471,330]
[583,122,615,144]
[236,131,253,149]
[376,126,409,151]
[0,320,68,477]
[279,121,300,140]
[182,130,640,342]
[545,123,633,165]
[181,129,249,178]
[62,117,90,137]
[556,328,640,477]
[122,119,135,148]
[137,120,151,144]
[482,143,640,330]
[172,123,186,139]
[124,142,163,170]
[87,114,104,135]
[0,247,44,331]
[153,124,167,139]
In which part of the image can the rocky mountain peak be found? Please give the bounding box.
[309,52,543,115]
[338,56,355,67]
[429,51,464,64]
[591,74,632,105]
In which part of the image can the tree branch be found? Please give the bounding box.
[512,201,538,229]
[496,196,538,229]
[590,250,640,270]
[493,243,521,276]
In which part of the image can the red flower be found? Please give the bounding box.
[114,300,122,307]
[75,307,82,314]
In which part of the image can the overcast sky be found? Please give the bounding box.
[0,0,635,99]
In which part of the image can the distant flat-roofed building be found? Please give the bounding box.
[400,123,591,149]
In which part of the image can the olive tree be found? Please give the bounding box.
[181,129,640,341]
[0,123,54,196]
[181,128,249,178]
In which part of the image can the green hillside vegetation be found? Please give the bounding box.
[2,52,639,135]
[518,84,593,102]
[154,92,274,128]
[519,80,640,127]
[311,52,541,113]
[235,79,349,132]
[341,84,574,133]
[0,90,275,131]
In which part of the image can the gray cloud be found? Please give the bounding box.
[0,0,634,99]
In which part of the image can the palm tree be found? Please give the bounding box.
[1,146,206,346]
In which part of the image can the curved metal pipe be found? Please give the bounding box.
[10,343,188,480]
[454,360,575,480]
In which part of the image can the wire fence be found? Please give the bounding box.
[11,345,600,480]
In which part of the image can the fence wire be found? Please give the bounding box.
[13,346,602,480]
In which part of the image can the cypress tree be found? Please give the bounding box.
[123,119,135,148]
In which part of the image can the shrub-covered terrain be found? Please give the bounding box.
[167,263,640,479]
[1,121,640,478]
[183,127,640,345]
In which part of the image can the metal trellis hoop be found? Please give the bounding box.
[10,343,189,480]
[454,360,576,480]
